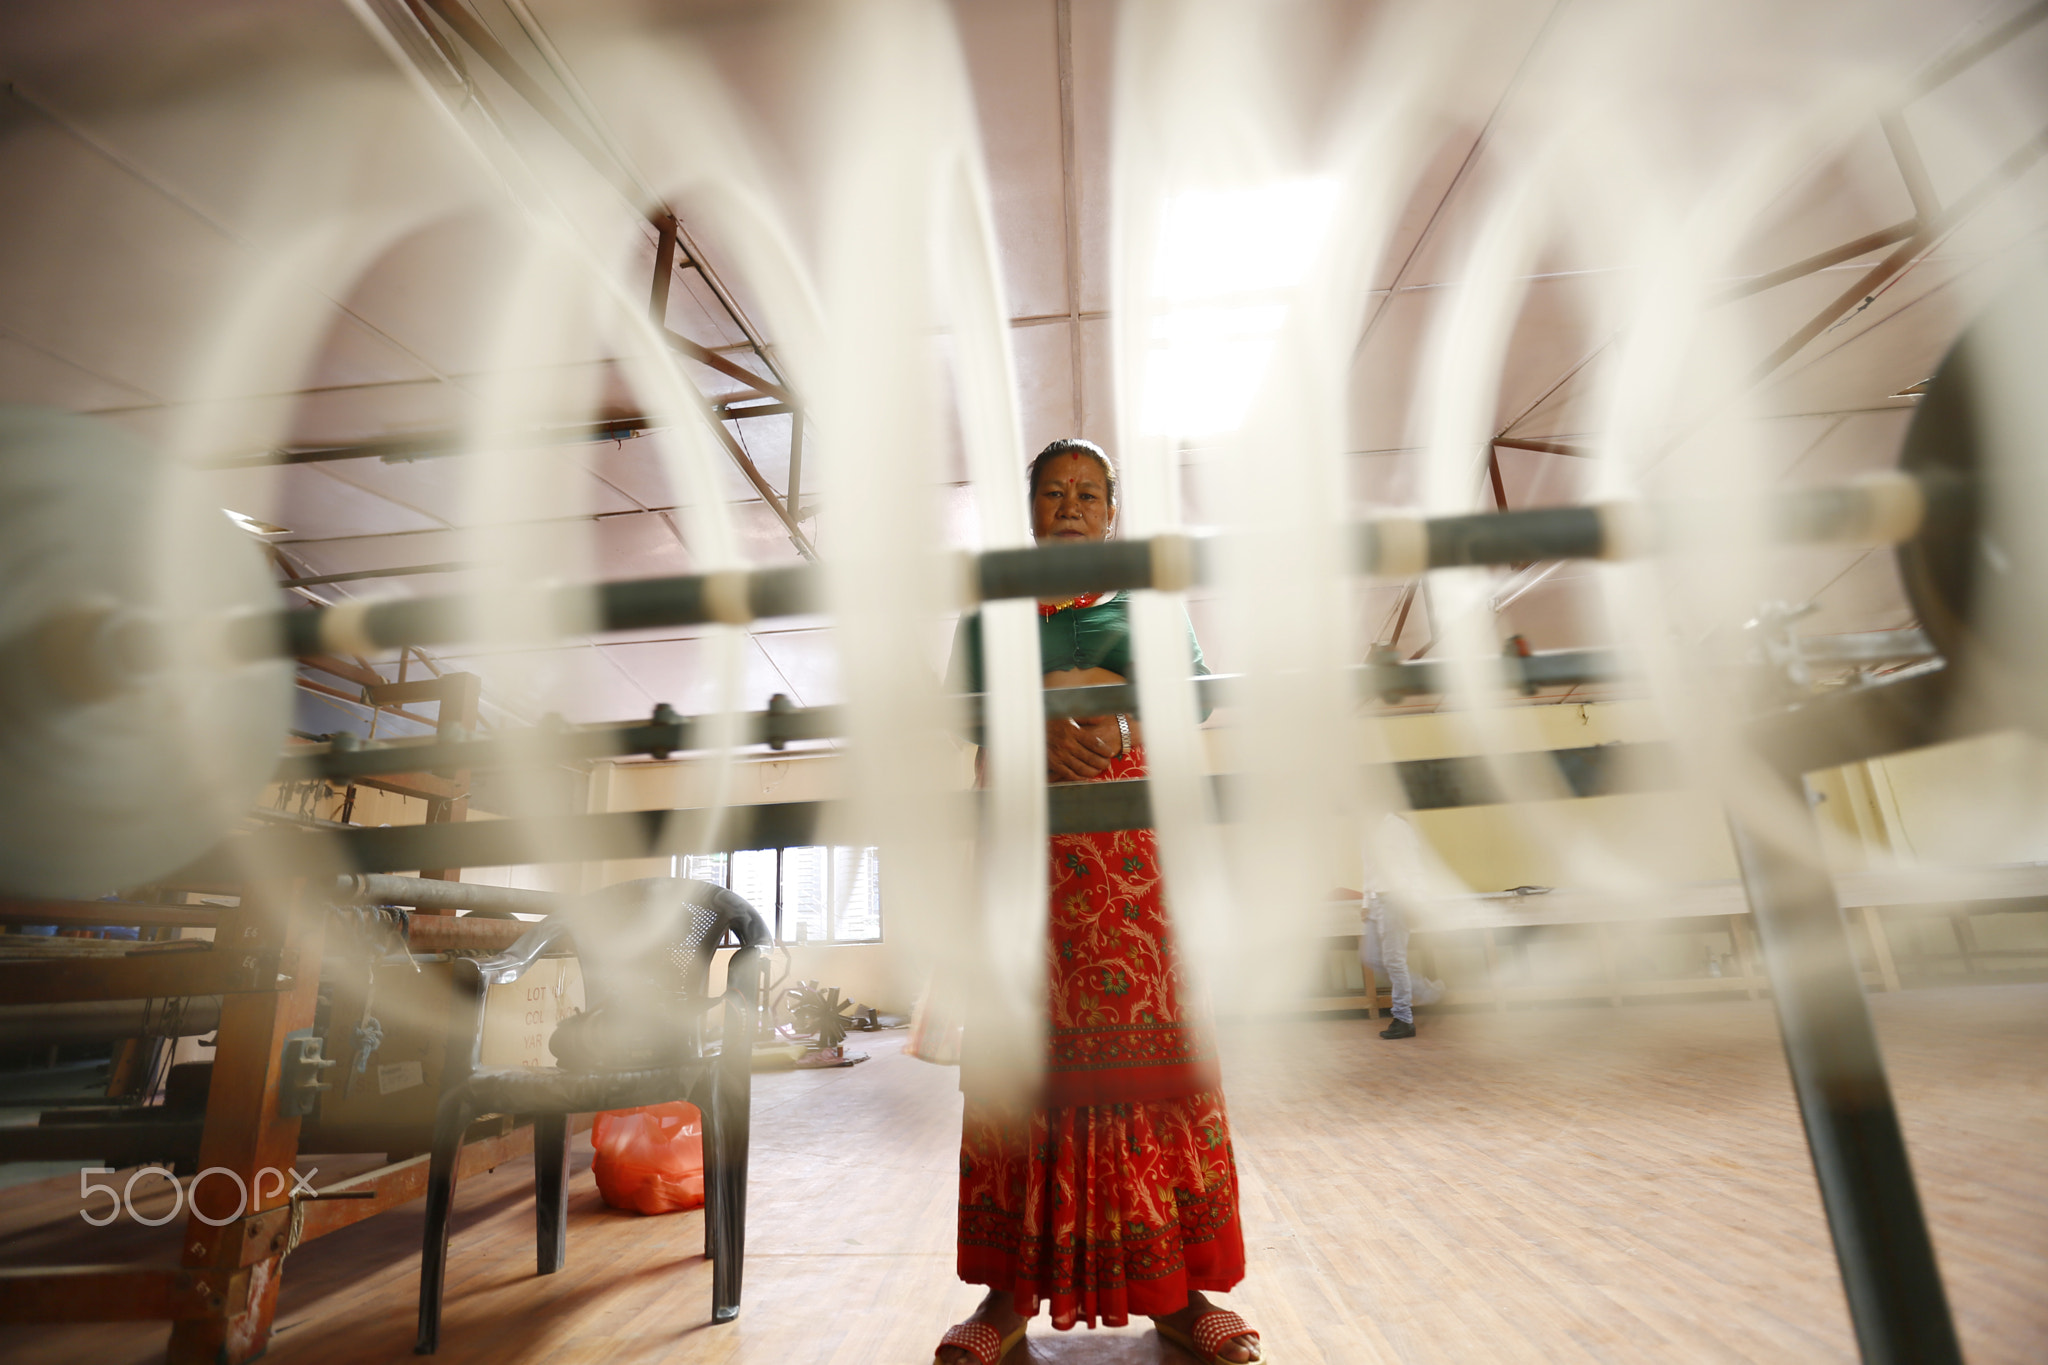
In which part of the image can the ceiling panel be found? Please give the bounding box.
[1778,408,1916,486]
[297,308,444,395]
[588,508,692,582]
[319,446,654,524]
[751,627,839,707]
[0,333,156,408]
[436,642,654,726]
[1494,446,1593,511]
[1931,149,2048,261]
[266,528,467,588]
[1010,321,1076,455]
[1802,549,1915,638]
[1723,123,1919,279]
[1493,337,1609,442]
[1771,545,1914,638]
[276,378,471,448]
[568,427,761,508]
[1367,127,1488,294]
[723,410,795,493]
[727,497,809,567]
[1348,449,1423,511]
[206,462,447,541]
[1497,566,1611,652]
[1078,314,1117,454]
[96,379,472,464]
[1904,19,2048,212]
[1489,275,1618,440]
[954,0,1067,321]
[0,0,477,248]
[665,267,753,355]
[0,122,269,402]
[1754,261,1981,418]
[600,632,802,715]
[1345,287,1435,454]
[2,0,2037,737]
[332,212,534,383]
[1068,0,1116,317]
[1743,413,1857,484]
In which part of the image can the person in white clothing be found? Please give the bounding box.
[1360,812,1445,1040]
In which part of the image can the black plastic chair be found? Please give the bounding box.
[414,877,771,1354]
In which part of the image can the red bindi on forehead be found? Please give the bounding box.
[1041,456,1104,491]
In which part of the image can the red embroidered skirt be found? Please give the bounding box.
[957,747,1246,1327]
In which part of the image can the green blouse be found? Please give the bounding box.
[945,591,1210,701]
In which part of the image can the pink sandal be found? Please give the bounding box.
[932,1319,1026,1364]
[1158,1308,1264,1363]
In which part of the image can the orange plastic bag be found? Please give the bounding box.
[590,1101,705,1215]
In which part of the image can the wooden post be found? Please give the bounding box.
[357,672,482,891]
[166,882,325,1365]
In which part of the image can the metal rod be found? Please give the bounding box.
[210,399,789,470]
[786,412,804,521]
[1746,118,2048,388]
[275,562,468,589]
[1880,113,1943,223]
[664,327,793,405]
[366,0,809,558]
[1711,220,1919,304]
[1905,0,2048,97]
[235,476,1951,664]
[705,415,817,559]
[279,650,1638,782]
[0,998,223,1047]
[417,0,643,204]
[1728,780,1962,1365]
[330,873,562,917]
[207,418,656,470]
[649,212,678,326]
[198,740,1685,881]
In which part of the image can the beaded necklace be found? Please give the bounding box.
[1037,590,1106,620]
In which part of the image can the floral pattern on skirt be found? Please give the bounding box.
[957,1088,1244,1328]
[959,744,1216,1108]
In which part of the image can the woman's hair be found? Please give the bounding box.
[1027,437,1117,509]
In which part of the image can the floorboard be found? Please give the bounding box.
[3,984,2043,1363]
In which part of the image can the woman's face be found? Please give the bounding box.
[1031,453,1115,544]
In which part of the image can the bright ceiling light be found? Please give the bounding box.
[222,508,290,536]
[1141,177,1340,438]
[1150,178,1341,303]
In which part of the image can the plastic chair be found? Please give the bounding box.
[414,877,771,1354]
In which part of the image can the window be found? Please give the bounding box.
[728,850,779,923]
[678,852,728,885]
[673,845,882,945]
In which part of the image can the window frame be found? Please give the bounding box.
[673,844,883,946]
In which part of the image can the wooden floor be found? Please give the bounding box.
[7,983,2045,1364]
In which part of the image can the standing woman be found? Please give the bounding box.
[933,439,1263,1365]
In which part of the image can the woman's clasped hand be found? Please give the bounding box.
[1044,713,1122,782]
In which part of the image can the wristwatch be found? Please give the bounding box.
[1115,713,1132,756]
